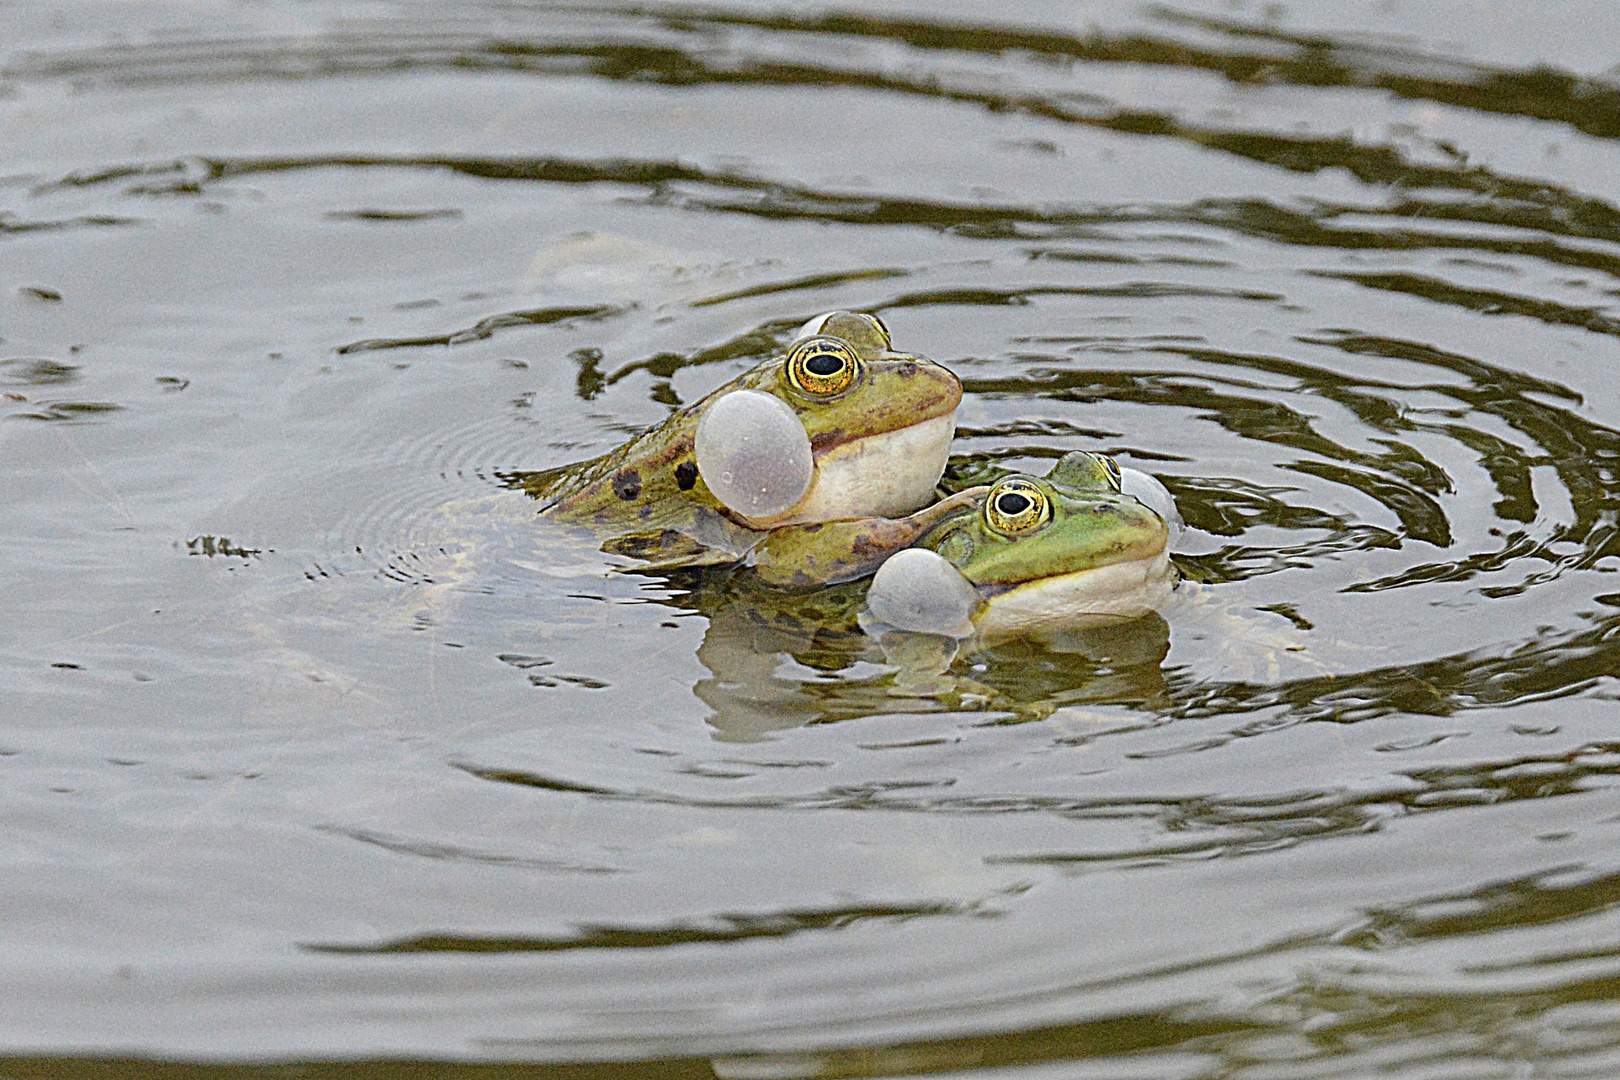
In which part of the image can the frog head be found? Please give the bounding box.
[719,319,963,526]
[868,454,1176,638]
[538,312,962,542]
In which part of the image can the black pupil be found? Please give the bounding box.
[997,492,1031,516]
[806,352,845,377]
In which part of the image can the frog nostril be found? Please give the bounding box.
[1092,503,1114,514]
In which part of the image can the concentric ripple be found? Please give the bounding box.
[7,2,1620,1076]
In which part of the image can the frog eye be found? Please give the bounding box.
[794,312,892,353]
[984,478,1052,536]
[868,314,893,350]
[1100,454,1123,492]
[785,336,861,397]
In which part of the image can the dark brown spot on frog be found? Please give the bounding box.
[675,460,698,490]
[852,533,887,559]
[612,469,642,501]
[897,361,918,378]
[810,429,844,452]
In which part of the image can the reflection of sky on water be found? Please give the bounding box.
[6,1,1620,1074]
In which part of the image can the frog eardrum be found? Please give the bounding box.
[1119,467,1182,545]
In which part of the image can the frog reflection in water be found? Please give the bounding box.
[527,311,962,568]
[665,452,1182,735]
[684,579,1175,739]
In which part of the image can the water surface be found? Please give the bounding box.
[6,1,1620,1075]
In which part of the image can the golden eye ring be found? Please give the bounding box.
[785,336,861,397]
[984,478,1052,536]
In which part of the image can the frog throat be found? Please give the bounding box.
[973,548,1176,638]
[740,411,957,528]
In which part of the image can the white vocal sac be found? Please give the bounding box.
[866,548,981,638]
[693,389,814,519]
[1120,467,1183,547]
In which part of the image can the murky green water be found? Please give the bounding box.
[6,1,1620,1075]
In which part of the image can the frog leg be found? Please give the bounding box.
[601,504,766,572]
[747,487,987,587]
[602,528,741,570]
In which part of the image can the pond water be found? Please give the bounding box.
[6,1,1620,1076]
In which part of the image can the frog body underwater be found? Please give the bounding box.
[529,312,962,568]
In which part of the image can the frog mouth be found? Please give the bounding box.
[975,547,1176,638]
[742,412,958,528]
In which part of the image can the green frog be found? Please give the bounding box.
[667,451,1180,729]
[528,312,962,569]
[742,451,1175,640]
[884,479,1172,641]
